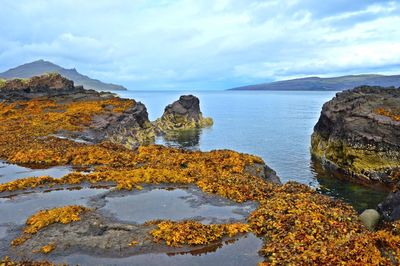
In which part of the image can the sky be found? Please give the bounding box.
[1,0,400,90]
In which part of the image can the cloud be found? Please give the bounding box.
[0,0,399,90]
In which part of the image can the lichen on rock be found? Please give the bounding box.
[311,86,400,186]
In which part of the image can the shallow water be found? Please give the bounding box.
[118,90,389,210]
[311,160,389,213]
[0,186,262,264]
[0,188,107,225]
[0,188,108,225]
[0,187,110,259]
[0,226,6,239]
[57,233,263,266]
[0,161,72,184]
[99,187,256,224]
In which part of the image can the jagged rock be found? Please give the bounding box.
[359,209,380,230]
[311,86,400,186]
[155,95,213,132]
[0,72,74,91]
[63,100,156,148]
[0,73,82,101]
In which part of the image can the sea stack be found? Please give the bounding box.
[155,95,213,132]
[311,86,400,186]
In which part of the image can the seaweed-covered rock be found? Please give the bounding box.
[65,100,156,148]
[155,95,213,132]
[0,74,155,148]
[311,86,400,186]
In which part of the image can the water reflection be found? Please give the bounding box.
[99,187,256,224]
[0,161,73,184]
[167,239,239,257]
[0,187,108,225]
[311,158,389,213]
[58,234,263,266]
[157,129,202,150]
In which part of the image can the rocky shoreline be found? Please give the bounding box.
[1,75,400,265]
[0,73,213,150]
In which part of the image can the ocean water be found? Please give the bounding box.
[118,90,389,211]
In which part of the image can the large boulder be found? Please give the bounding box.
[155,95,213,132]
[311,86,400,186]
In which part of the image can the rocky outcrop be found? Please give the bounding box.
[61,100,156,148]
[311,86,400,186]
[0,73,155,148]
[155,95,213,132]
[0,73,119,103]
[0,75,216,149]
[0,73,80,100]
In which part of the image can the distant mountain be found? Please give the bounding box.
[229,74,400,91]
[0,60,127,91]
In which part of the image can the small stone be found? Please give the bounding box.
[359,209,380,230]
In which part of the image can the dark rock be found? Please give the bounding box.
[155,95,213,132]
[378,184,400,221]
[311,86,400,186]
[166,95,201,120]
[63,101,155,148]
[244,163,281,185]
[263,164,282,185]
[94,101,155,148]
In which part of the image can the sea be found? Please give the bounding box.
[118,90,389,212]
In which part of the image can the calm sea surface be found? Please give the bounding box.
[118,90,389,211]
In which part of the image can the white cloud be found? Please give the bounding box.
[0,0,399,90]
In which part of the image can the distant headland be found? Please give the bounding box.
[0,59,127,91]
[229,74,400,91]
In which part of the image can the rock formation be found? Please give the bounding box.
[0,75,216,149]
[311,86,400,186]
[155,95,213,132]
[0,73,155,148]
